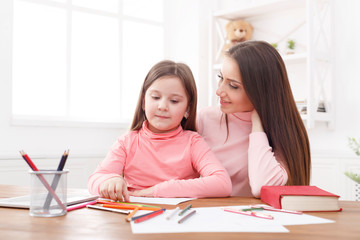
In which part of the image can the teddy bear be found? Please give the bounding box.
[222,19,253,53]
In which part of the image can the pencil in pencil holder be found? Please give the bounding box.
[29,169,69,217]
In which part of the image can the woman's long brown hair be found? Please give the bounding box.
[130,60,198,132]
[227,40,311,185]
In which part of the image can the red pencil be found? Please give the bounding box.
[67,200,97,212]
[20,150,66,210]
[133,209,166,223]
[20,150,39,171]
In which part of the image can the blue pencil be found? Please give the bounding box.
[20,150,66,211]
[43,150,69,210]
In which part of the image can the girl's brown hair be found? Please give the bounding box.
[227,40,311,185]
[130,60,198,132]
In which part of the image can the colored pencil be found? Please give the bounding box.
[178,209,196,224]
[96,199,159,208]
[250,205,302,214]
[101,204,161,211]
[67,200,97,212]
[87,205,130,214]
[20,150,66,211]
[241,207,264,211]
[44,150,69,210]
[166,207,180,220]
[117,202,160,208]
[178,204,192,216]
[125,207,139,222]
[133,208,166,223]
[57,150,69,171]
[222,207,273,220]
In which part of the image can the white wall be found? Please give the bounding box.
[164,0,215,109]
[308,0,360,156]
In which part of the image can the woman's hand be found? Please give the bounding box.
[99,176,129,202]
[251,110,264,132]
[130,186,154,198]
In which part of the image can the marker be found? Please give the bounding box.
[178,209,196,224]
[178,204,192,216]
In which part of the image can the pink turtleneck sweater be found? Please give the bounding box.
[197,106,288,198]
[88,121,232,198]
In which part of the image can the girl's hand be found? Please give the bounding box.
[99,176,129,202]
[130,186,154,198]
[251,110,264,132]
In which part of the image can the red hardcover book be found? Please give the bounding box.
[260,186,342,212]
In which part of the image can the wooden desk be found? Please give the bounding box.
[1,184,359,240]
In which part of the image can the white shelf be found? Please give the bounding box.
[213,0,305,20]
[209,0,334,129]
[282,52,307,64]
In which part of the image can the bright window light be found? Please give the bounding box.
[12,0,164,124]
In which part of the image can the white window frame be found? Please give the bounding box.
[11,0,165,129]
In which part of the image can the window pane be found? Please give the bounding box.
[121,21,164,120]
[12,1,67,116]
[123,0,163,22]
[71,11,120,121]
[72,0,118,13]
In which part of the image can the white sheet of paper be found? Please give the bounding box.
[248,204,335,226]
[131,206,288,233]
[131,205,334,234]
[129,196,194,205]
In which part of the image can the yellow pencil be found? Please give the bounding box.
[125,207,139,222]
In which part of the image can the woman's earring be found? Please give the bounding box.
[184,112,189,119]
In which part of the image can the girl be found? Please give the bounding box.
[88,60,232,201]
[197,41,311,198]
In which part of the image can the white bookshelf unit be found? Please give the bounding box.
[209,0,334,129]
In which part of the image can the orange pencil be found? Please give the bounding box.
[97,200,159,208]
[125,207,139,222]
[101,204,161,211]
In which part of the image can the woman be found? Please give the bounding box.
[197,40,311,197]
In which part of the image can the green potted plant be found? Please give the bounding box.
[286,39,296,54]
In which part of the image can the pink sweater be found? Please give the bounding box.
[197,106,288,198]
[88,121,232,198]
